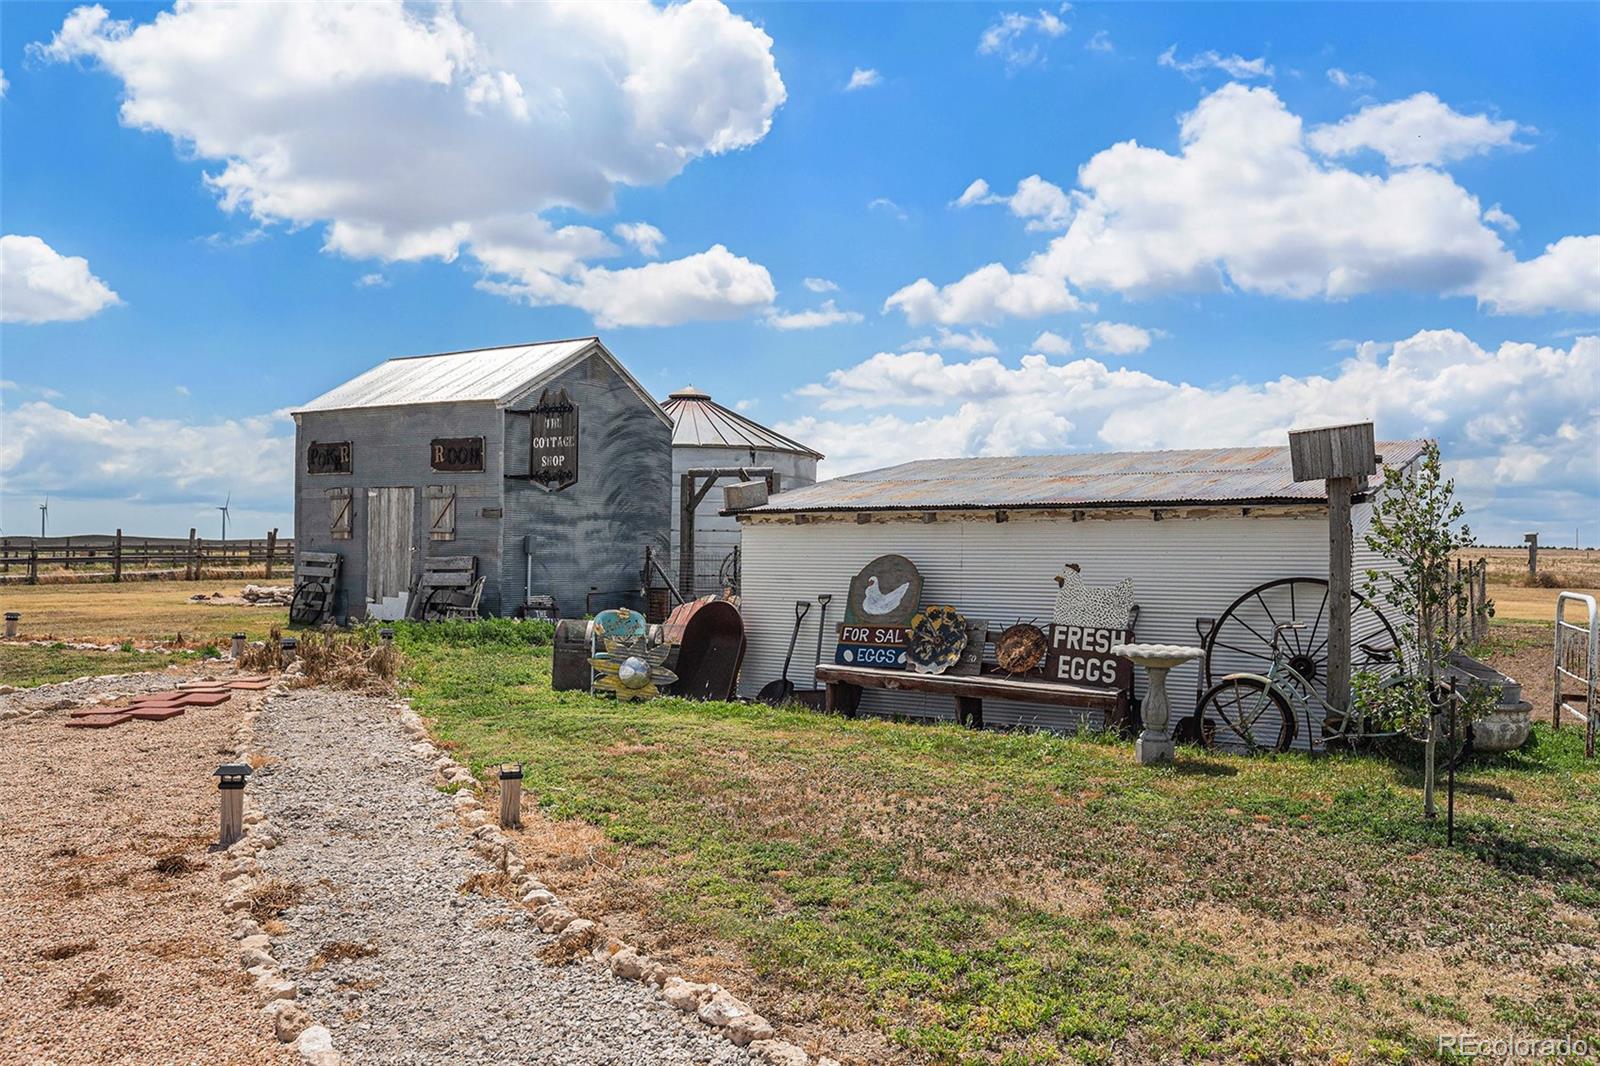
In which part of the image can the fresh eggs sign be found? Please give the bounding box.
[1046,624,1133,688]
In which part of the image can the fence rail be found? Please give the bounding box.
[0,528,293,584]
[1448,557,1491,646]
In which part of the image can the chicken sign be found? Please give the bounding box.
[843,554,923,626]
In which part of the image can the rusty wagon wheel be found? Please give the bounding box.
[1201,577,1401,745]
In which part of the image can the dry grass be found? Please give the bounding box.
[307,940,378,971]
[151,854,197,877]
[246,878,306,923]
[239,625,402,693]
[457,871,515,900]
[0,580,286,644]
[63,973,123,1009]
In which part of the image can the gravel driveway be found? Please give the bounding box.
[0,675,296,1065]
[250,689,755,1066]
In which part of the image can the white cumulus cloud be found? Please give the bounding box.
[1159,46,1273,80]
[764,299,864,331]
[613,222,665,258]
[952,175,1071,231]
[803,277,839,293]
[845,67,881,91]
[1082,321,1154,355]
[978,7,1069,71]
[1031,330,1073,355]
[1326,67,1374,91]
[1308,92,1525,167]
[902,328,1000,355]
[1,235,121,324]
[903,84,1596,319]
[36,1,785,326]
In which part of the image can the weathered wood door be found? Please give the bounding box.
[365,487,415,607]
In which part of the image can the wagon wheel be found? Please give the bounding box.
[1202,577,1401,742]
[289,582,325,625]
[717,548,741,596]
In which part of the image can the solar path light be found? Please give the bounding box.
[214,763,252,846]
[280,637,297,665]
[379,627,394,645]
[499,764,523,828]
[4,612,18,639]
[230,632,246,659]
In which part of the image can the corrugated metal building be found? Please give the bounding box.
[293,338,670,620]
[735,442,1426,745]
[659,386,821,596]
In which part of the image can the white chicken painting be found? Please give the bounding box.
[861,575,911,616]
[844,553,924,625]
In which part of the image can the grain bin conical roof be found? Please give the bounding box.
[660,386,823,459]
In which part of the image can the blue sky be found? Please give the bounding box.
[2,1,1595,544]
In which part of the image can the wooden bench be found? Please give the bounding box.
[815,663,1123,730]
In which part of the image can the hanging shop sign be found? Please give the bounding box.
[835,622,909,668]
[528,388,579,492]
[306,441,352,475]
[431,437,485,472]
[1046,624,1134,688]
[843,554,923,625]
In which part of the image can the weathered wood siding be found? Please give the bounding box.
[293,401,504,620]
[501,352,671,617]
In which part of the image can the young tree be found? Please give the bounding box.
[1360,442,1491,816]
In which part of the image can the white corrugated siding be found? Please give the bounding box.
[739,511,1352,744]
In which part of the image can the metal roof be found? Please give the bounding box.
[659,385,824,459]
[741,440,1431,514]
[295,337,664,420]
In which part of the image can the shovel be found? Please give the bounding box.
[758,600,812,705]
[812,594,832,686]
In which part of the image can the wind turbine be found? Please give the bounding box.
[217,491,232,542]
[38,498,49,538]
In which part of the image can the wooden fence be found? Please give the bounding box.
[1449,557,1491,646]
[0,529,293,584]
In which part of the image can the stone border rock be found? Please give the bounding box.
[393,699,840,1066]
[219,680,343,1066]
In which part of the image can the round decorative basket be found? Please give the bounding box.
[994,623,1048,675]
[907,605,969,674]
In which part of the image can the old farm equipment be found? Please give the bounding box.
[1189,577,1402,752]
[289,551,342,625]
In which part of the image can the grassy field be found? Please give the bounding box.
[1468,547,1600,623]
[0,580,288,645]
[0,642,199,687]
[405,638,1600,1065]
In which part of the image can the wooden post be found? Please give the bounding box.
[187,528,198,580]
[28,542,38,585]
[498,765,523,829]
[113,529,124,583]
[1525,532,1538,578]
[1327,476,1354,713]
[265,528,277,578]
[679,473,698,600]
[62,536,72,571]
[1476,559,1488,642]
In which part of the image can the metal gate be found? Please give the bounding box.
[366,487,415,617]
[1555,592,1597,758]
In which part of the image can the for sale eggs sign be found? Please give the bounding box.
[835,623,909,669]
[1046,625,1133,688]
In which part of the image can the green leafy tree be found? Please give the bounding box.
[1359,442,1493,815]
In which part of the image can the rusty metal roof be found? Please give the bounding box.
[741,441,1431,514]
[660,386,823,459]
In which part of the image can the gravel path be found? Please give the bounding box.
[250,689,756,1066]
[0,674,296,1065]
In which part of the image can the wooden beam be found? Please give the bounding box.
[113,529,123,583]
[1326,476,1354,714]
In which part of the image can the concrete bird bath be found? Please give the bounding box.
[1112,643,1205,765]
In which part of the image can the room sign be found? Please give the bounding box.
[528,388,579,492]
[834,622,910,669]
[1046,625,1133,688]
[430,437,484,472]
[306,441,352,475]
